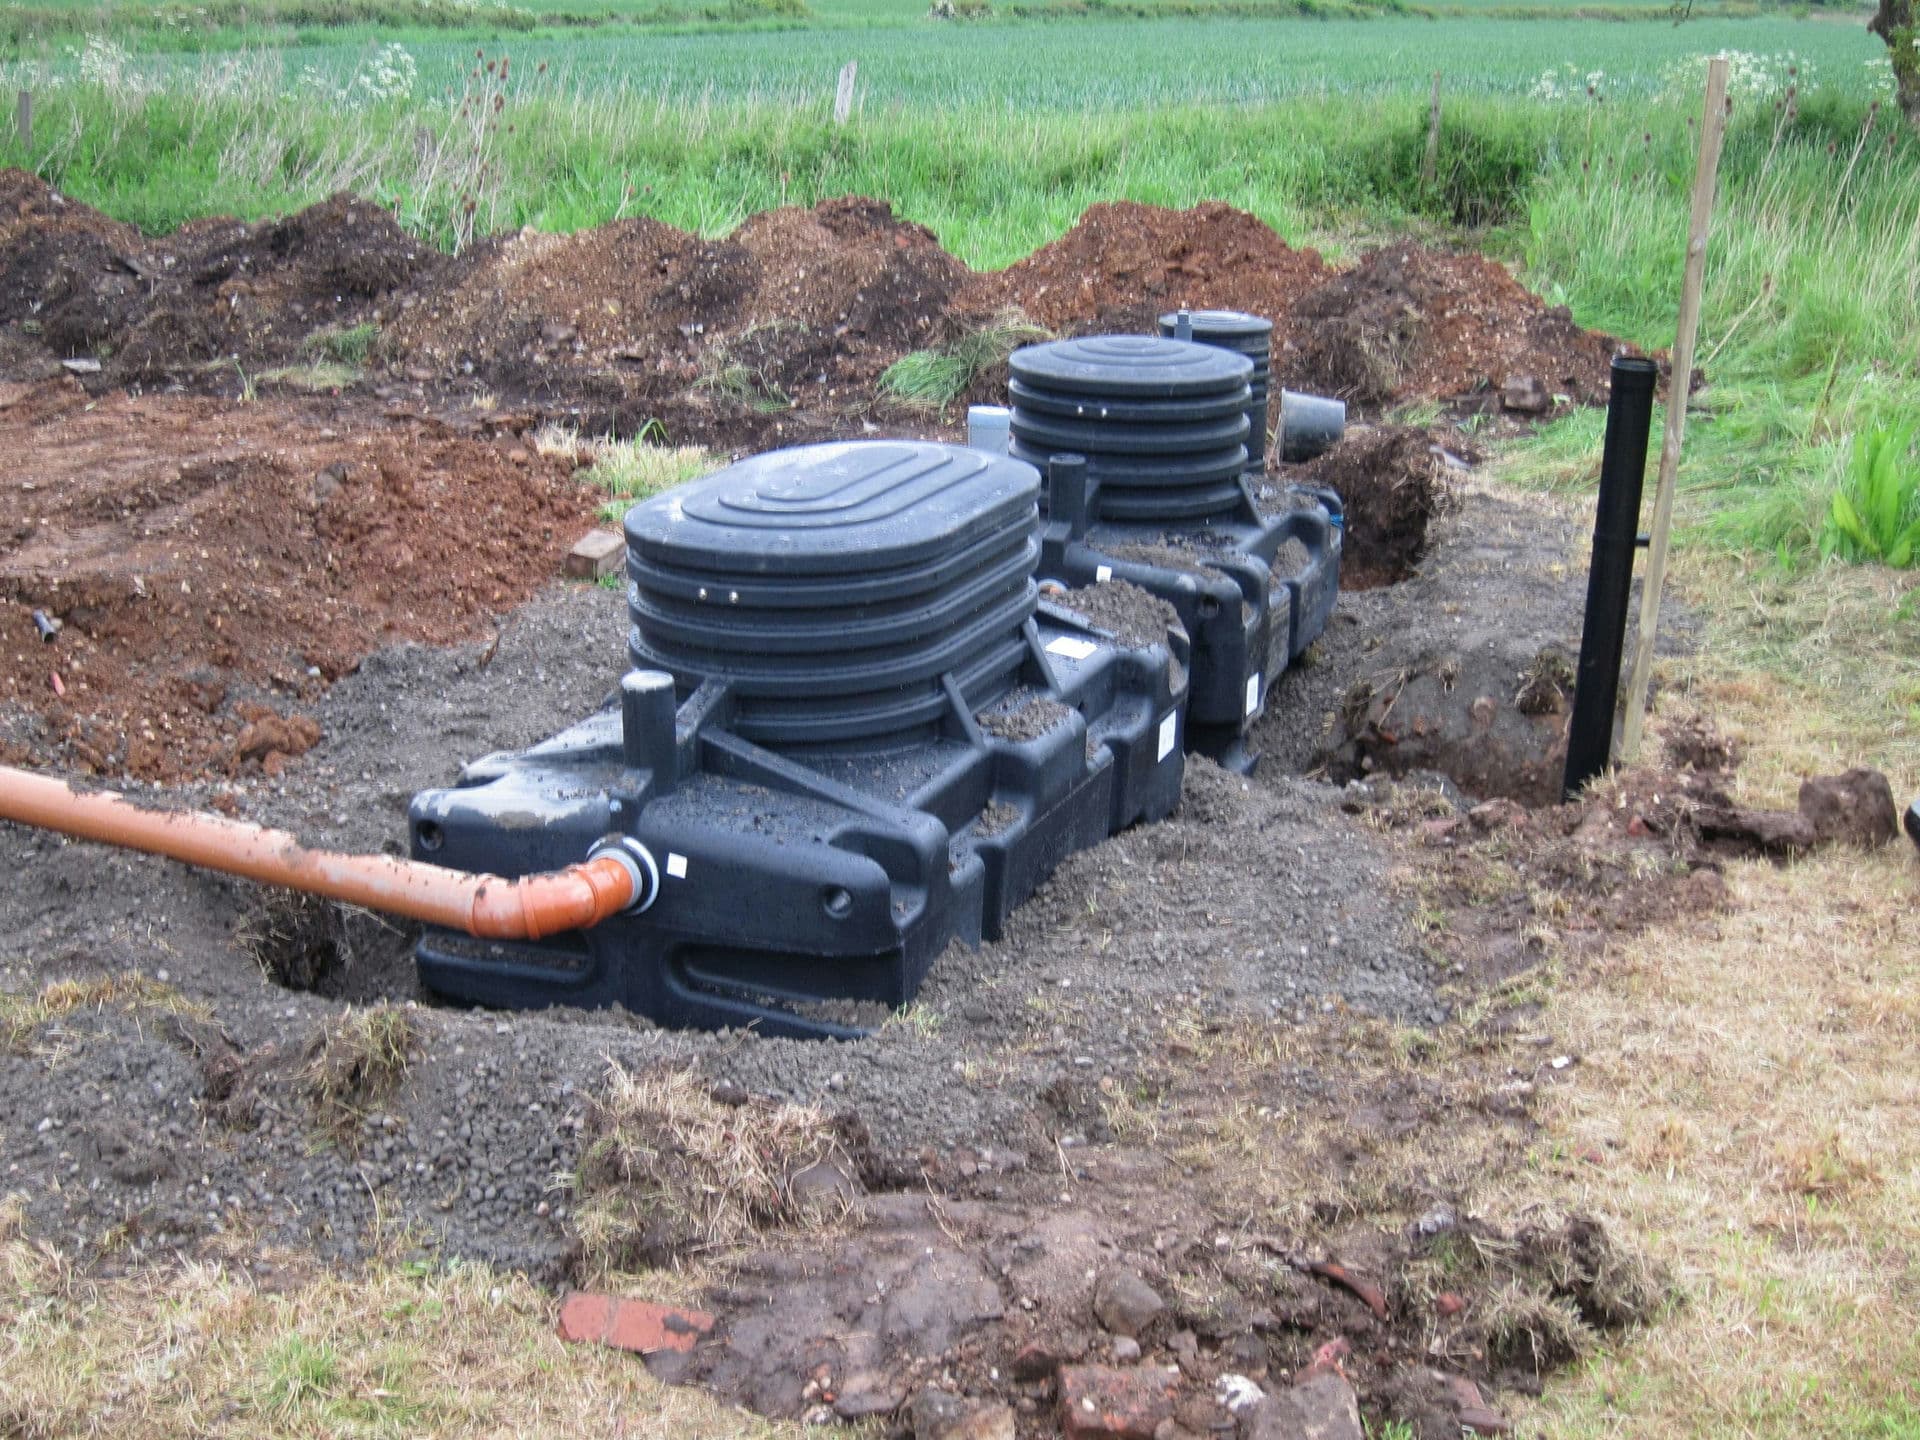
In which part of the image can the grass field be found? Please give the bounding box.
[3,13,1888,101]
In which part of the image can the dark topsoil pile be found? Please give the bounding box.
[1,171,439,384]
[0,172,1629,448]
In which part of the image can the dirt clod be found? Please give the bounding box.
[1094,1266,1168,1338]
[572,1064,858,1274]
[1797,768,1900,848]
[301,1003,422,1134]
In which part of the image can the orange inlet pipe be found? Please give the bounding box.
[0,764,645,941]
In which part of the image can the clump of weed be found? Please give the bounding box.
[1401,1210,1670,1377]
[1821,420,1920,568]
[300,1003,422,1133]
[1482,1281,1596,1373]
[539,421,716,520]
[1514,645,1575,716]
[245,1335,345,1425]
[1778,1128,1882,1202]
[879,308,1048,413]
[1516,1212,1670,1329]
[307,321,378,368]
[238,891,354,992]
[572,1064,859,1274]
[695,323,799,414]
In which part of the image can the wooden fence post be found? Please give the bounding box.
[1620,55,1730,762]
[15,91,30,153]
[833,61,857,126]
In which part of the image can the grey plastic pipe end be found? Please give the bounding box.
[1278,390,1347,463]
[966,404,1012,457]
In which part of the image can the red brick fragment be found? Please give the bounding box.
[557,1291,715,1356]
[1059,1364,1181,1440]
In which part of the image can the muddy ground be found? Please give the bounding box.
[0,182,1733,1438]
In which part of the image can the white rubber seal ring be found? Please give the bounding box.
[590,836,660,914]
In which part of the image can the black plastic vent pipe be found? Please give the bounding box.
[1563,355,1660,801]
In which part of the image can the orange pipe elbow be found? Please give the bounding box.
[0,764,646,941]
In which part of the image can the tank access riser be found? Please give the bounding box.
[1008,335,1341,770]
[409,442,1188,1039]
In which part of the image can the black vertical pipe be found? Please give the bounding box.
[1562,355,1660,800]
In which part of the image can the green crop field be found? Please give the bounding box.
[1,11,1888,102]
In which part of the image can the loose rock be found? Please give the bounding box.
[1094,1266,1167,1338]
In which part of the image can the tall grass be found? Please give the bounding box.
[1521,91,1920,557]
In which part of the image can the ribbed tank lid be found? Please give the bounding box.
[625,440,1039,577]
[1010,335,1251,399]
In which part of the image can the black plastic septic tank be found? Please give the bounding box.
[625,440,1041,750]
[1006,335,1341,770]
[1010,334,1254,523]
[410,439,1190,1037]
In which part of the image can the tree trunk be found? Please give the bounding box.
[1872,0,1920,128]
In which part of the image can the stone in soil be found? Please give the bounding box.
[1094,1266,1168,1338]
[1060,1364,1182,1440]
[910,1389,1017,1440]
[1239,1373,1364,1440]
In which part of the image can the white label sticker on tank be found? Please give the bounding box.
[1045,636,1098,661]
[666,853,689,880]
[1095,565,1113,583]
[1245,673,1261,717]
[1157,711,1178,761]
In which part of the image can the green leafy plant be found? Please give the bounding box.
[1821,420,1920,567]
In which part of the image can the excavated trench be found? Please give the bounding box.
[0,178,1705,1439]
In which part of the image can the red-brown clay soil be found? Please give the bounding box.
[2,171,1627,436]
[958,198,1335,340]
[0,378,593,781]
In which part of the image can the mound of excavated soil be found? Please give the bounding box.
[0,172,438,381]
[1,171,149,362]
[1290,424,1459,589]
[960,198,1333,339]
[1282,242,1623,411]
[387,196,965,432]
[114,193,439,382]
[0,176,1625,441]
[0,379,594,781]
